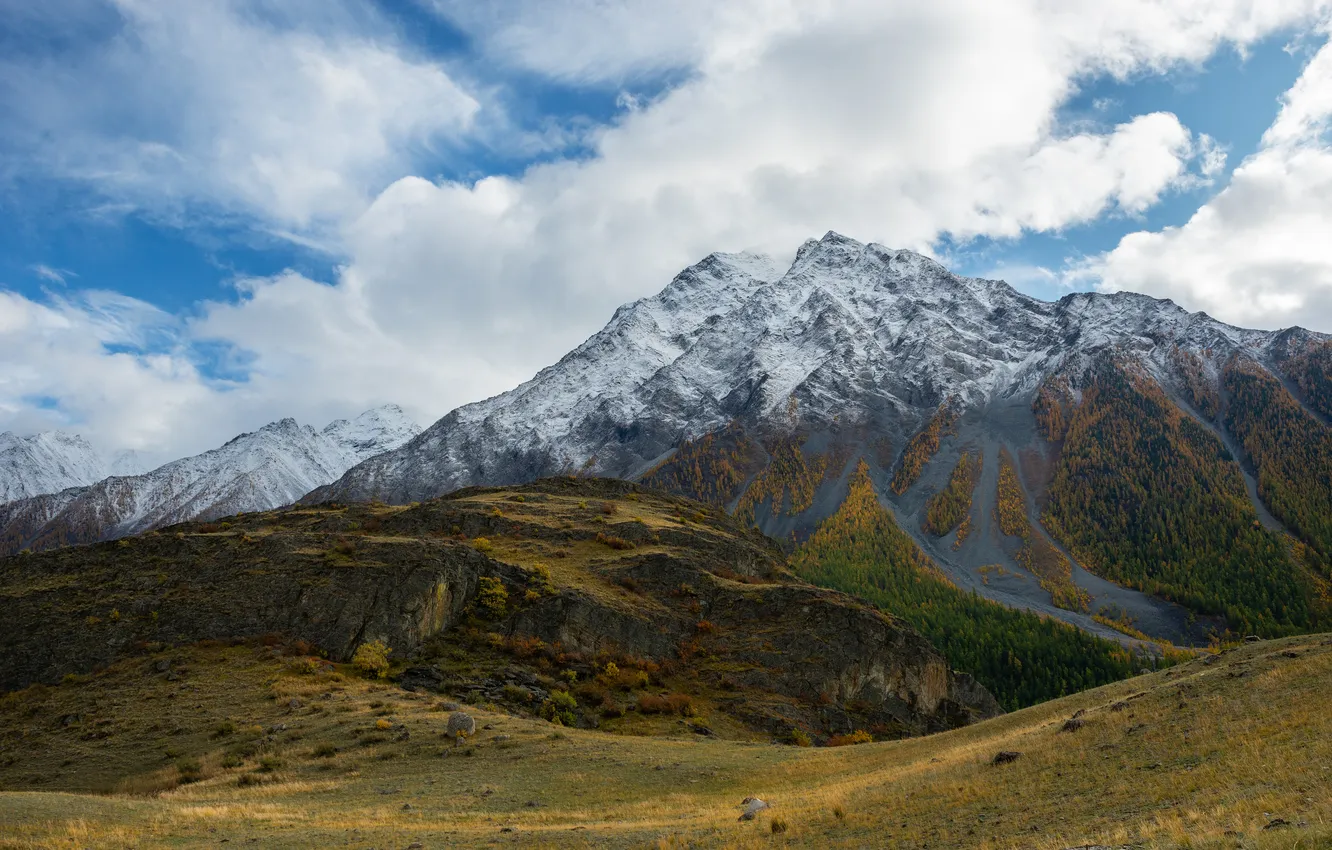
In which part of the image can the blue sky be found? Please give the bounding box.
[1,1,1331,462]
[949,32,1314,296]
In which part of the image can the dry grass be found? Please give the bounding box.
[2,636,1330,848]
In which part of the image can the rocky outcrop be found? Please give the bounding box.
[0,477,1001,738]
[0,533,486,691]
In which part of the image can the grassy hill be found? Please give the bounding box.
[1,633,1328,848]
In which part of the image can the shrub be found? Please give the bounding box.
[599,502,617,515]
[471,537,494,555]
[637,693,693,716]
[789,729,812,747]
[501,684,533,704]
[539,690,578,726]
[375,718,393,730]
[771,818,788,834]
[695,620,718,634]
[606,668,649,692]
[352,640,392,679]
[329,539,356,557]
[476,577,509,619]
[288,657,321,675]
[596,533,634,550]
[311,743,337,758]
[257,756,283,772]
[211,721,236,739]
[617,576,642,594]
[529,563,556,594]
[176,758,203,783]
[285,638,317,657]
[826,730,873,747]
[508,635,546,659]
[237,773,263,787]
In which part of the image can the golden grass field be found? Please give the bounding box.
[1,631,1329,849]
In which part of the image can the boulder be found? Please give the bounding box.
[447,711,476,744]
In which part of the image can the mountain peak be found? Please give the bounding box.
[312,232,1325,508]
[0,430,109,503]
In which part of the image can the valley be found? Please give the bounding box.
[1,629,1327,848]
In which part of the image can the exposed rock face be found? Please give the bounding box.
[0,533,484,691]
[0,477,1000,737]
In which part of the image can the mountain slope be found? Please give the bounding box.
[0,431,114,503]
[0,405,418,554]
[308,232,1331,644]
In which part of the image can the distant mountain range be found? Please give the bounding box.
[0,431,145,504]
[0,405,418,553]
[308,232,1331,644]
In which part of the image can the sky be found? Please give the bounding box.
[1,0,1331,466]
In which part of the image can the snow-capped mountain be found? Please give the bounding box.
[0,431,138,504]
[0,405,419,554]
[311,231,1317,505]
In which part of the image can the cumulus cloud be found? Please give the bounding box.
[3,0,1331,461]
[0,289,217,458]
[0,0,481,235]
[1073,36,1332,331]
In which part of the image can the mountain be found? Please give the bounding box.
[310,232,1332,646]
[1,431,115,503]
[0,405,419,554]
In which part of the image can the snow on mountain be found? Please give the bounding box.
[0,431,110,504]
[0,405,419,553]
[322,404,422,463]
[311,231,1325,505]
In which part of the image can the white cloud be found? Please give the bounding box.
[1072,35,1332,331]
[29,265,75,285]
[4,0,1332,462]
[418,0,798,84]
[0,289,218,460]
[0,0,481,235]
